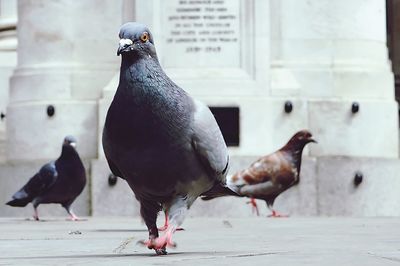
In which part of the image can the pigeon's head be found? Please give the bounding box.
[285,130,317,151]
[117,22,157,59]
[291,130,316,144]
[63,135,77,148]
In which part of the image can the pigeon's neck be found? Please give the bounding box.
[117,55,184,107]
[281,144,307,171]
[120,53,160,72]
[118,55,167,91]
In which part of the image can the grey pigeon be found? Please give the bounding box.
[103,22,229,255]
[202,130,316,217]
[6,136,86,221]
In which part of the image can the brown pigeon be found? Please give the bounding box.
[202,130,316,217]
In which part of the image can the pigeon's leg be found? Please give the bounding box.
[267,204,288,218]
[32,205,39,221]
[155,197,187,249]
[158,210,185,232]
[158,210,169,231]
[62,203,81,221]
[138,200,167,255]
[246,198,260,216]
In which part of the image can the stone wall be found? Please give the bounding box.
[0,0,399,217]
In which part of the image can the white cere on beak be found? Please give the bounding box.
[70,142,77,148]
[119,38,133,46]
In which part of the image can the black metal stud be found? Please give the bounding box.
[353,171,363,187]
[284,101,293,113]
[351,102,359,114]
[0,112,5,120]
[47,105,55,117]
[108,173,117,186]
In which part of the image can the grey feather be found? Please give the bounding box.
[191,99,229,181]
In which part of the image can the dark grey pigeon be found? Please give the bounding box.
[103,22,229,255]
[6,136,86,221]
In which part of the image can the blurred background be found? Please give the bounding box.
[0,0,399,218]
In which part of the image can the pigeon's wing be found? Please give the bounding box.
[7,162,58,207]
[230,151,297,198]
[25,162,58,196]
[20,163,58,197]
[191,100,229,182]
[230,153,284,187]
[238,180,282,198]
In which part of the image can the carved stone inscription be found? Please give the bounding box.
[163,0,240,68]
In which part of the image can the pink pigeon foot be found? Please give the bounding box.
[268,210,289,218]
[66,213,83,221]
[138,231,176,255]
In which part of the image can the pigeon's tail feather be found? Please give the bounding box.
[6,189,32,207]
[7,190,32,206]
[201,183,239,201]
[6,197,31,207]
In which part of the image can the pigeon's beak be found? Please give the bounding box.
[117,38,134,56]
[70,142,77,148]
[308,138,317,144]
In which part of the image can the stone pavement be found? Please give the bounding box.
[0,217,400,265]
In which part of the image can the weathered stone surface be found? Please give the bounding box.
[309,100,399,158]
[91,159,139,217]
[317,156,400,216]
[6,0,124,161]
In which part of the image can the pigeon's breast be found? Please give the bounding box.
[105,87,193,150]
[103,88,206,196]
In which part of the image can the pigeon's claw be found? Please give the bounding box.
[157,225,168,231]
[155,248,168,255]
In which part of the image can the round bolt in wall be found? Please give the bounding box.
[47,105,55,117]
[354,171,363,186]
[284,101,293,113]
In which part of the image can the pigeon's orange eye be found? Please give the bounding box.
[140,32,149,43]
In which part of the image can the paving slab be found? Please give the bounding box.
[0,217,400,265]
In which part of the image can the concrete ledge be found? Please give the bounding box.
[91,159,139,216]
[317,156,400,216]
[3,156,400,218]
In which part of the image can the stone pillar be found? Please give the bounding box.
[6,0,124,161]
[0,0,17,162]
[270,0,398,157]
